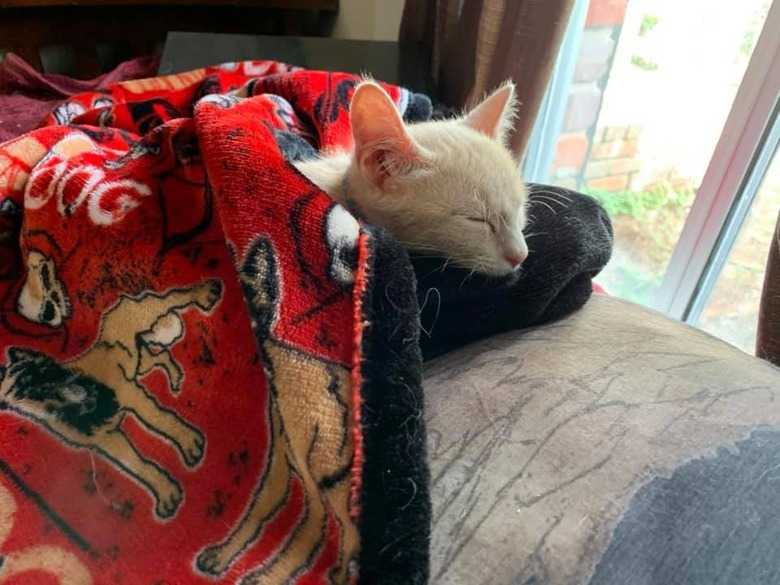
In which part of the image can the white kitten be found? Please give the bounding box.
[294,80,528,277]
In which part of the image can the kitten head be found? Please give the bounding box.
[346,80,528,277]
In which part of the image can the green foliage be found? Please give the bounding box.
[732,0,771,71]
[583,185,696,221]
[633,13,660,72]
[738,0,771,59]
[586,184,698,306]
[739,30,756,58]
[630,55,659,71]
[638,14,658,37]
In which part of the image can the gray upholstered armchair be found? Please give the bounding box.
[425,282,780,583]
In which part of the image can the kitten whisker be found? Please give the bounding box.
[528,188,573,203]
[531,199,557,214]
[477,259,488,277]
[411,253,471,263]
[523,231,548,239]
[531,194,569,209]
[419,259,452,278]
[459,264,480,289]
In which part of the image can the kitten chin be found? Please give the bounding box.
[293,79,529,277]
[408,251,523,288]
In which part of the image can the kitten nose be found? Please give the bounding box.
[505,236,529,269]
[505,250,527,269]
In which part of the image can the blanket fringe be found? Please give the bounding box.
[349,230,371,562]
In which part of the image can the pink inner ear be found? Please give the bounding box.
[351,83,407,151]
[351,83,419,187]
[464,85,514,141]
[359,147,392,189]
[357,137,420,189]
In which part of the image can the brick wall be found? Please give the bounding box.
[549,0,629,192]
[584,124,642,191]
[583,124,697,194]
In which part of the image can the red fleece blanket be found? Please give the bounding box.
[0,62,429,584]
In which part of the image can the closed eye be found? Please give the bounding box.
[466,217,497,234]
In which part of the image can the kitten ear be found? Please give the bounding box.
[350,81,425,188]
[463,81,517,144]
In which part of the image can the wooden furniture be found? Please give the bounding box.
[157,31,433,95]
[0,0,339,78]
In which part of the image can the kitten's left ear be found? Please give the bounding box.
[463,81,518,144]
[350,81,428,189]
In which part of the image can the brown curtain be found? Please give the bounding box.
[400,0,575,161]
[757,211,780,366]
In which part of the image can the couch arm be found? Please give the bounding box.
[424,295,780,584]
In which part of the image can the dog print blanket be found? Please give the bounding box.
[0,57,617,584]
[0,62,431,584]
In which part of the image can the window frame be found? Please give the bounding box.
[528,0,780,322]
[654,0,780,321]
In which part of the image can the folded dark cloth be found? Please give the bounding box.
[412,184,614,360]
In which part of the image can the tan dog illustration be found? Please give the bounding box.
[196,238,359,584]
[0,278,223,520]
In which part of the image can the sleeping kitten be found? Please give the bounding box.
[294,80,528,277]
